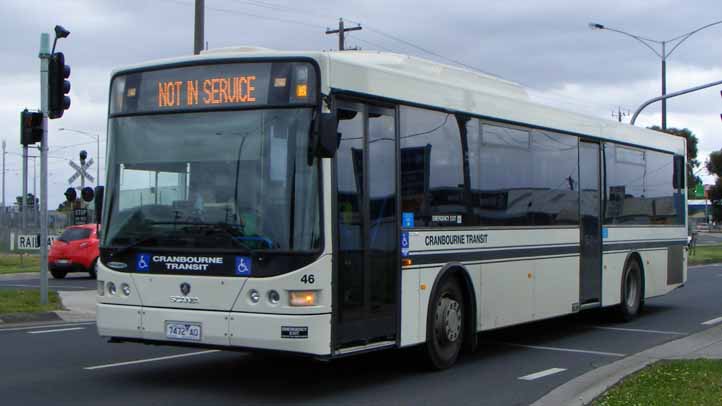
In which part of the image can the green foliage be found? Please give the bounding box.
[0,290,61,315]
[689,243,722,266]
[648,126,700,193]
[595,359,722,406]
[0,254,41,274]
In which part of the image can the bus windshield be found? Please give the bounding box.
[102,108,321,253]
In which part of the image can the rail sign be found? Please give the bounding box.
[10,233,57,250]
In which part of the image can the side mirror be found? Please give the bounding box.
[94,186,104,225]
[311,112,339,160]
[673,155,684,189]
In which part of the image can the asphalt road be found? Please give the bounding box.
[0,273,96,291]
[1,265,722,405]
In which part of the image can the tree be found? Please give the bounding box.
[648,126,700,194]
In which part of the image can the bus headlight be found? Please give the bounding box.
[121,283,131,297]
[268,290,280,304]
[107,282,117,296]
[289,291,317,306]
[249,289,260,303]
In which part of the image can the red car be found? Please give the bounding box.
[48,224,100,279]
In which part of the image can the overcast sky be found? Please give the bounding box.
[1,0,721,208]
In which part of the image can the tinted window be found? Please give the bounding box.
[60,228,92,242]
[400,106,464,227]
[604,143,683,225]
[468,121,579,226]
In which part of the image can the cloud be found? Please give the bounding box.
[1,0,721,208]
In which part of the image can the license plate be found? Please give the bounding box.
[165,322,202,341]
[56,259,70,264]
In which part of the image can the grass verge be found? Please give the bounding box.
[0,254,40,274]
[594,359,722,406]
[689,243,722,266]
[0,289,61,315]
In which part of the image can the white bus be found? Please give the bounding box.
[96,47,688,369]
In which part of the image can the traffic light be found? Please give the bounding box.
[20,109,44,145]
[64,187,77,202]
[48,52,71,119]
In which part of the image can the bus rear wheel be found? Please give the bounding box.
[619,260,642,321]
[425,276,464,370]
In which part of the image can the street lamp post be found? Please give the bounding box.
[58,128,101,184]
[589,20,722,130]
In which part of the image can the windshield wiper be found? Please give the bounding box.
[186,222,259,254]
[108,234,161,258]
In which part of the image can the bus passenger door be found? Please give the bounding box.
[579,141,602,305]
[333,100,398,349]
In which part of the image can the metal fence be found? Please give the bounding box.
[0,208,81,253]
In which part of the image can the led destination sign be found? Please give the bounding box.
[110,61,317,115]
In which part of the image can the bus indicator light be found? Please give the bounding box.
[289,291,317,306]
[296,84,308,98]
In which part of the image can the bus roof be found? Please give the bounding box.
[112,47,685,155]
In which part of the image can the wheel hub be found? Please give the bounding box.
[436,297,462,343]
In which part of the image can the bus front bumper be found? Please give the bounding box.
[97,303,331,356]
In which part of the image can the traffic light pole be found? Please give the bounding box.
[21,145,27,232]
[39,33,50,305]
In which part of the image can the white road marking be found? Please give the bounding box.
[84,350,220,370]
[501,342,625,357]
[28,327,85,334]
[702,316,722,325]
[590,326,686,335]
[519,367,567,381]
[0,322,95,333]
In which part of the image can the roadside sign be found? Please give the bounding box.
[9,233,57,251]
[695,183,705,199]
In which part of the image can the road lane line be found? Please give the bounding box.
[0,322,95,333]
[702,316,722,325]
[84,350,220,370]
[500,343,625,357]
[519,368,567,381]
[28,327,86,334]
[590,326,686,335]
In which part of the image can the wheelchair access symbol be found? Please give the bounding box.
[136,253,151,272]
[401,232,410,257]
[235,256,252,276]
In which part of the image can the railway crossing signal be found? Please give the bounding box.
[67,157,94,185]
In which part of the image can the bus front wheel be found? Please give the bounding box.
[425,276,464,370]
[619,260,642,321]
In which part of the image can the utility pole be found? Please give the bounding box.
[612,106,629,123]
[326,18,362,51]
[194,0,204,55]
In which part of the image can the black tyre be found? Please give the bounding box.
[425,276,464,370]
[619,260,642,321]
[50,269,67,279]
[88,258,98,279]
